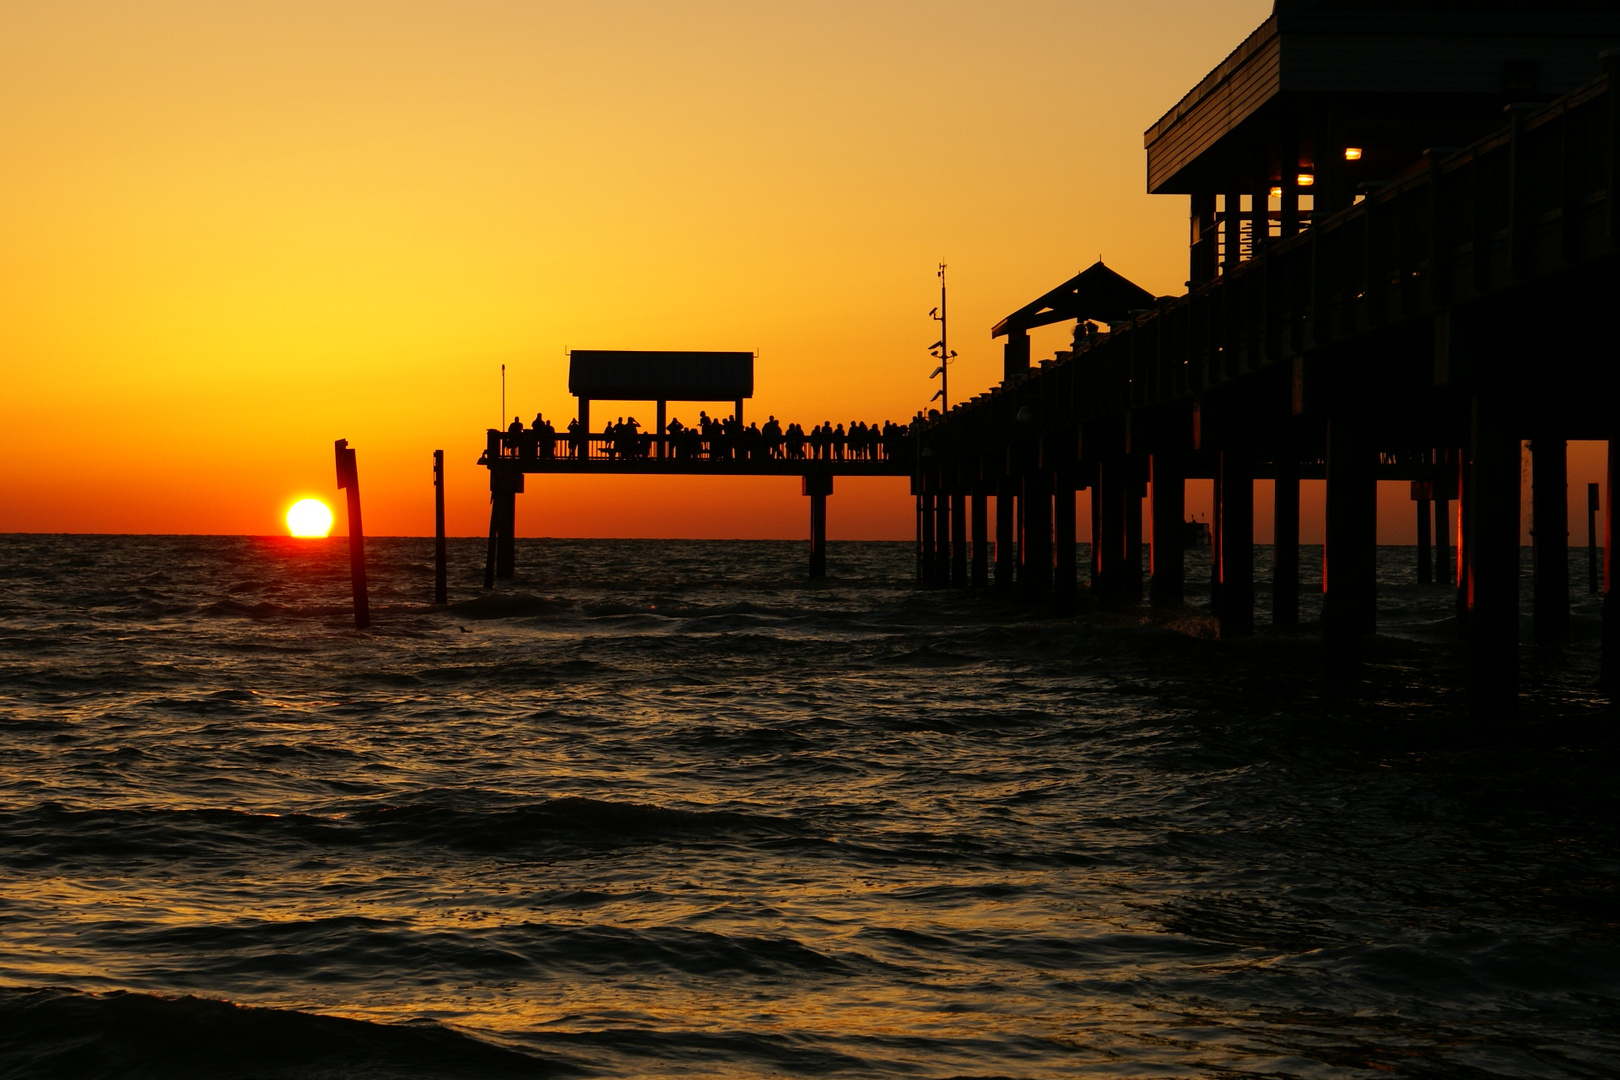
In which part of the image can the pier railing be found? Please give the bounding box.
[482,429,915,473]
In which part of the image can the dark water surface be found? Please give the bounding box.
[1,535,1616,1079]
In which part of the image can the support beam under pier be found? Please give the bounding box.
[804,474,832,579]
[951,492,968,587]
[995,484,1015,590]
[1273,454,1299,626]
[971,492,989,587]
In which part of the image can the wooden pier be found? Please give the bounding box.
[481,4,1620,715]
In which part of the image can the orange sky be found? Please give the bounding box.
[0,1,1605,543]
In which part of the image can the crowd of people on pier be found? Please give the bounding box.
[499,410,926,464]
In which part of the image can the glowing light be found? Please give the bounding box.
[1269,187,1282,199]
[286,498,334,538]
[1344,147,1363,161]
[1297,173,1315,187]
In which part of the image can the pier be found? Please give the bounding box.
[481,3,1620,715]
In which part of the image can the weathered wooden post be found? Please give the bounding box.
[433,450,447,605]
[1272,453,1299,625]
[935,487,951,586]
[970,491,989,587]
[1218,450,1254,637]
[1530,439,1569,644]
[334,439,370,630]
[1588,482,1600,595]
[1456,449,1472,632]
[1467,397,1520,715]
[804,474,831,578]
[1150,453,1185,609]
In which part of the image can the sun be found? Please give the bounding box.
[286,498,334,538]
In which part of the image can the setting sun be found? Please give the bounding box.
[286,498,334,538]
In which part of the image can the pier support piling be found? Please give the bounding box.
[1125,467,1145,604]
[1150,454,1185,609]
[1218,450,1254,637]
[1531,439,1569,645]
[1021,471,1052,600]
[951,492,968,587]
[1467,397,1521,715]
[334,439,371,630]
[1323,418,1377,663]
[935,491,951,586]
[1417,489,1433,585]
[971,492,990,587]
[1273,453,1299,626]
[495,491,516,579]
[1096,458,1125,609]
[921,492,937,584]
[1435,451,1452,586]
[433,450,447,605]
[1604,439,1619,694]
[804,474,832,579]
[1054,479,1077,609]
[995,484,1015,590]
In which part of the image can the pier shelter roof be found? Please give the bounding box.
[991,261,1157,339]
[567,350,754,402]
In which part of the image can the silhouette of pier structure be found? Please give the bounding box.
[479,349,915,584]
[911,2,1620,714]
[479,1,1620,714]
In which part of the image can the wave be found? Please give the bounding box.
[0,797,803,868]
[0,986,580,1079]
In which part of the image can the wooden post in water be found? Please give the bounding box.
[970,491,989,587]
[1150,454,1185,609]
[1218,450,1254,637]
[1588,482,1600,595]
[1456,448,1472,633]
[1272,453,1299,625]
[804,474,831,579]
[1530,439,1569,645]
[433,450,447,605]
[935,489,951,586]
[334,439,370,630]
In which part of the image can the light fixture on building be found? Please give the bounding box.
[1297,173,1315,187]
[1344,147,1363,161]
[1270,186,1282,199]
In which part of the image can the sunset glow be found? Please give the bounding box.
[285,498,333,538]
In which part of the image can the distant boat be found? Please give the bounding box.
[1183,519,1211,548]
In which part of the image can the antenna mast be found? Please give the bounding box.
[928,263,957,412]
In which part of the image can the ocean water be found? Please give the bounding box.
[0,534,1616,1079]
